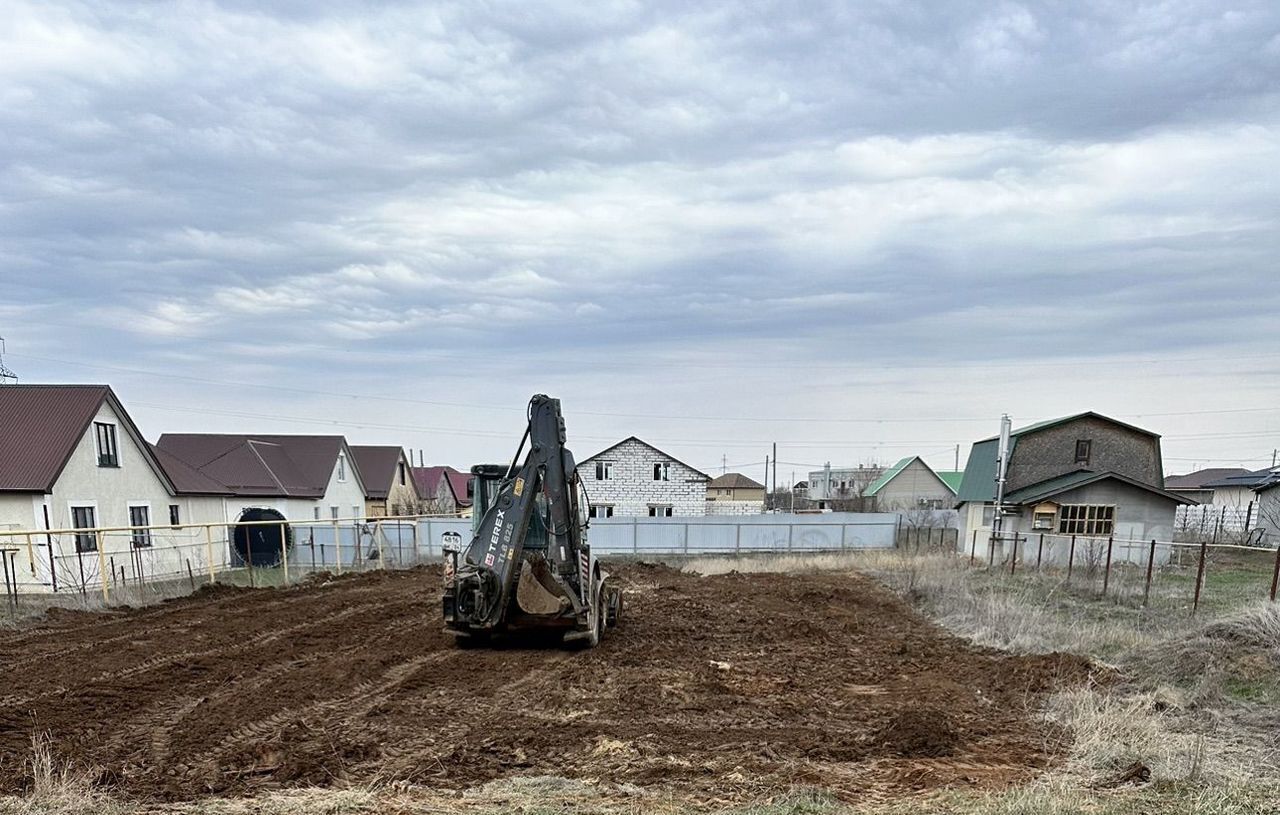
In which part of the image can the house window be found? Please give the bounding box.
[314,507,321,521]
[981,505,996,526]
[1032,510,1056,530]
[337,454,347,482]
[1058,504,1115,536]
[129,505,152,548]
[653,462,670,481]
[594,461,614,481]
[94,422,119,467]
[1074,439,1092,465]
[648,505,673,517]
[918,498,944,510]
[71,505,97,553]
[398,462,407,485]
[590,505,614,519]
[330,506,340,520]
[168,504,181,527]
[352,506,361,521]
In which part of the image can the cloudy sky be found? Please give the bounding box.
[3,0,1278,479]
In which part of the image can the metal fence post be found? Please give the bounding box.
[787,523,794,551]
[1143,539,1156,606]
[1067,534,1076,581]
[988,533,995,568]
[1193,540,1208,614]
[1102,535,1114,596]
[1270,542,1280,602]
[969,530,977,565]
[1036,533,1044,570]
[735,524,741,554]
[632,518,638,554]
[1010,535,1018,575]
[682,523,689,554]
[840,524,848,550]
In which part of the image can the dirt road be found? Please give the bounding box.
[0,563,1093,802]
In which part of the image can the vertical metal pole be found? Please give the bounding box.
[632,517,638,554]
[397,521,404,565]
[376,521,386,569]
[205,525,216,584]
[1036,533,1044,570]
[244,525,255,588]
[787,523,794,551]
[682,523,689,554]
[279,523,289,586]
[1067,534,1076,581]
[95,529,109,602]
[969,530,977,565]
[735,523,741,554]
[1010,534,1018,575]
[988,532,995,567]
[1193,540,1208,614]
[332,519,343,575]
[840,523,848,550]
[1143,539,1156,606]
[1102,535,1114,596]
[23,533,34,575]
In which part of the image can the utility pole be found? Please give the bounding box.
[1273,449,1278,468]
[771,442,777,496]
[763,456,770,508]
[722,454,727,474]
[992,414,1012,546]
[954,444,960,471]
[790,470,795,512]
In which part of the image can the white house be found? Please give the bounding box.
[0,385,227,592]
[155,433,369,525]
[577,437,710,518]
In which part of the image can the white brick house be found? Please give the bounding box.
[577,437,710,518]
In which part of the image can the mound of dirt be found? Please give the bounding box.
[0,563,1096,803]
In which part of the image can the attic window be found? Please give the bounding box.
[1074,439,1092,465]
[398,462,407,485]
[94,422,118,467]
[595,461,614,481]
[653,462,670,481]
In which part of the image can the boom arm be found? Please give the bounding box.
[453,394,585,629]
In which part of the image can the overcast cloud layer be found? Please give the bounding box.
[2,1,1279,474]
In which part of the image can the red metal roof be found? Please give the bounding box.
[412,465,472,506]
[0,385,111,492]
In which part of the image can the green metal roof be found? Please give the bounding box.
[955,437,1014,504]
[1004,470,1195,506]
[865,456,961,497]
[864,457,912,497]
[936,471,964,493]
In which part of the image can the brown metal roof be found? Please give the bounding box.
[1163,468,1248,490]
[708,472,765,490]
[0,385,111,492]
[149,444,234,495]
[156,434,355,498]
[350,445,405,500]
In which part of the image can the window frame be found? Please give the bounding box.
[590,504,614,519]
[128,504,152,548]
[653,462,670,482]
[1057,504,1115,536]
[594,461,614,481]
[1074,439,1093,465]
[94,422,119,467]
[337,453,347,482]
[168,504,181,528]
[647,504,673,518]
[70,504,97,553]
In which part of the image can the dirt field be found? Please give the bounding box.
[0,563,1096,803]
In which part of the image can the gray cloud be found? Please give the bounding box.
[2,0,1279,469]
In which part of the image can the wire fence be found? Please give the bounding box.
[951,529,1280,614]
[0,513,472,617]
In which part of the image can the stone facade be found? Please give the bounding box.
[578,437,709,517]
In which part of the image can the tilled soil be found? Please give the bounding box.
[0,563,1095,802]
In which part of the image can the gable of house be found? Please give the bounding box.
[350,445,409,500]
[957,412,1163,505]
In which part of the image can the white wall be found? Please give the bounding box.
[321,445,369,520]
[580,440,707,517]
